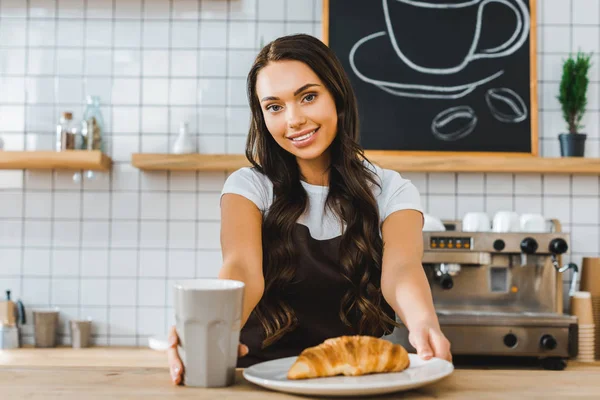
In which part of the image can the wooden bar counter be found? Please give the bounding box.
[1,347,599,399]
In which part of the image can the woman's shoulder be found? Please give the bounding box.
[363,159,424,219]
[363,160,411,193]
[221,167,273,212]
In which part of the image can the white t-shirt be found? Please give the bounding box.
[220,162,424,239]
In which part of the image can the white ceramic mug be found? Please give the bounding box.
[174,279,245,387]
[462,212,491,232]
[492,211,521,232]
[423,214,446,231]
[520,213,547,232]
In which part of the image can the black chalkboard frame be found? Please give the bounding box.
[322,0,539,158]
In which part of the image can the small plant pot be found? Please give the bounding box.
[559,133,587,157]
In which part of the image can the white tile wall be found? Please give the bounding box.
[0,0,599,345]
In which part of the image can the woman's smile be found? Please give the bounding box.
[288,127,319,148]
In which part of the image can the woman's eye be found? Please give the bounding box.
[304,93,317,102]
[267,104,282,112]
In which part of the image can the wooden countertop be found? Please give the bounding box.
[1,347,599,399]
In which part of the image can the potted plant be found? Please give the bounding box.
[557,51,592,157]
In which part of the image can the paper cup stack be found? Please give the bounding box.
[570,291,595,362]
[580,257,600,360]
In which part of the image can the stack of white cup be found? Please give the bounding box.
[461,211,548,233]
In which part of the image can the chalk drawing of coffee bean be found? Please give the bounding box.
[431,106,477,142]
[485,88,528,123]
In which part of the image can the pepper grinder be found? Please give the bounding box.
[0,290,26,349]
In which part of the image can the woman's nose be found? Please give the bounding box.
[286,106,307,129]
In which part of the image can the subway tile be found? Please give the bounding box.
[572,197,600,225]
[23,249,51,276]
[80,278,108,306]
[228,21,256,49]
[115,0,141,19]
[51,278,79,306]
[137,308,165,336]
[109,249,138,277]
[2,248,22,275]
[140,221,167,248]
[139,250,167,277]
[140,171,168,191]
[456,196,485,219]
[110,221,139,249]
[51,249,80,277]
[0,192,23,218]
[81,249,109,277]
[24,220,52,247]
[173,0,199,20]
[230,0,256,20]
[199,21,228,48]
[140,106,169,134]
[427,173,456,195]
[138,279,165,306]
[168,221,196,249]
[171,21,198,49]
[196,250,222,278]
[57,20,84,46]
[22,278,50,305]
[542,196,571,225]
[110,307,137,335]
[109,278,137,306]
[114,21,142,48]
[457,173,484,194]
[52,220,80,247]
[170,50,198,77]
[286,0,314,21]
[200,0,228,19]
[168,250,195,278]
[543,0,571,24]
[143,0,170,19]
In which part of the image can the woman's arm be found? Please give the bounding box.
[380,209,452,361]
[168,193,265,384]
[219,193,265,328]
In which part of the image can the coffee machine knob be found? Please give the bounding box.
[540,334,557,350]
[503,333,518,348]
[548,238,568,254]
[493,239,505,251]
[520,237,538,254]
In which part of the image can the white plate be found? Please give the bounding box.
[243,354,454,397]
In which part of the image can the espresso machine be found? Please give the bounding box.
[386,219,579,370]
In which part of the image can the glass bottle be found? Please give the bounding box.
[55,112,77,151]
[80,95,105,152]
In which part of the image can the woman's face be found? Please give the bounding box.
[255,60,338,163]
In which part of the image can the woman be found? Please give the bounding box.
[168,34,451,384]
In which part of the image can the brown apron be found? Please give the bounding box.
[237,223,395,368]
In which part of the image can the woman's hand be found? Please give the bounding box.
[167,325,249,385]
[408,324,452,363]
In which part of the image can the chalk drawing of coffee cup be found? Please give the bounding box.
[383,0,530,75]
[431,106,478,141]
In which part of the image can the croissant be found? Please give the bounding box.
[287,335,410,379]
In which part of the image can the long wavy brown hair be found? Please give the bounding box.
[245,34,399,348]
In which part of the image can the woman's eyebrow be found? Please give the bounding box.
[260,83,321,102]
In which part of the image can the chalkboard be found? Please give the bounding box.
[323,0,538,155]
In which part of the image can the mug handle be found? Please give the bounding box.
[473,0,530,59]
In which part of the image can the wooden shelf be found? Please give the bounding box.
[131,152,600,175]
[132,153,250,172]
[0,150,112,171]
